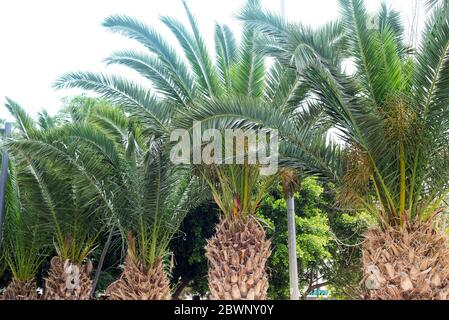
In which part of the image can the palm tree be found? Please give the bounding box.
[290,1,449,299]
[314,0,449,299]
[180,0,449,299]
[203,164,275,300]
[105,155,201,300]
[0,158,50,300]
[279,168,300,300]
[54,0,341,300]
[95,106,202,300]
[184,0,449,300]
[3,99,117,299]
[4,96,203,299]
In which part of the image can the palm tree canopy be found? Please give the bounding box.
[3,98,204,269]
[53,0,344,181]
[299,1,449,225]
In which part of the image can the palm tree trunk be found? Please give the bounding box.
[44,256,93,300]
[206,216,271,300]
[363,218,449,299]
[2,279,38,300]
[286,194,300,300]
[105,256,171,300]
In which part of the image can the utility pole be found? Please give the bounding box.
[0,122,12,251]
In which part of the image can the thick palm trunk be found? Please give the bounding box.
[206,216,271,300]
[2,279,38,300]
[105,256,170,300]
[44,256,93,300]
[362,219,449,300]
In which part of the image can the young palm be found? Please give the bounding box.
[84,105,203,300]
[105,150,201,300]
[3,99,121,299]
[296,1,449,299]
[0,160,50,300]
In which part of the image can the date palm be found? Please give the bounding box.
[3,99,117,299]
[182,0,449,299]
[297,1,449,299]
[5,97,203,299]
[98,115,202,300]
[0,156,50,300]
[54,0,348,300]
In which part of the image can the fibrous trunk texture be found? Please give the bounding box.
[105,256,170,300]
[206,216,271,300]
[362,219,449,300]
[2,279,38,300]
[44,256,93,300]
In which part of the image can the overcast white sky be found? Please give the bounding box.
[0,0,425,121]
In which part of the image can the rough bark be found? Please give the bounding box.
[2,279,38,300]
[44,256,93,300]
[206,216,271,300]
[362,219,449,300]
[105,256,170,300]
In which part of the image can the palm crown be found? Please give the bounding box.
[270,0,449,226]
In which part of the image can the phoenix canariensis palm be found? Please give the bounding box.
[3,99,122,299]
[5,96,203,299]
[105,152,202,300]
[182,0,449,299]
[53,0,341,300]
[0,158,50,300]
[290,1,449,299]
[87,104,205,300]
[203,164,276,300]
[79,100,203,300]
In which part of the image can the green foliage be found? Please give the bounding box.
[327,211,374,299]
[170,201,219,298]
[2,161,51,282]
[259,178,373,299]
[3,97,204,275]
[205,164,277,223]
[425,0,449,10]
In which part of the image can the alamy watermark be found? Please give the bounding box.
[170,121,279,176]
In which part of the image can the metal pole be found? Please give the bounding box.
[286,195,300,300]
[0,122,12,251]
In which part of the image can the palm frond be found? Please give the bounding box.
[160,15,220,97]
[105,50,193,106]
[215,23,238,92]
[4,98,37,138]
[54,71,172,135]
[102,14,194,98]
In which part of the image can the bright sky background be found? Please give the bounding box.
[0,0,426,121]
